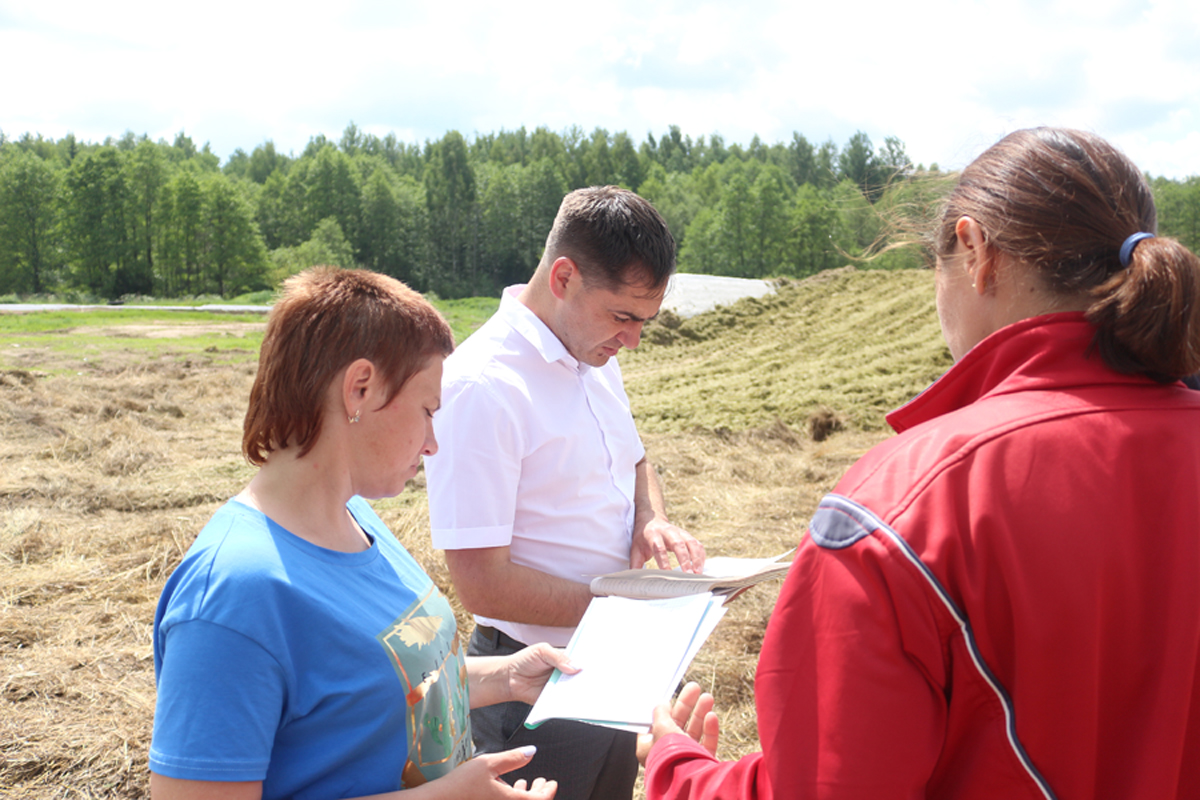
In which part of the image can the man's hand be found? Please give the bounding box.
[631,515,706,573]
[633,457,706,572]
[637,681,720,764]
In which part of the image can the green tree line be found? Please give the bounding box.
[3,124,1198,300]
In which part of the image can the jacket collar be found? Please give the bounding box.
[886,312,1140,434]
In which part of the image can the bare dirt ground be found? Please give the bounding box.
[0,288,910,797]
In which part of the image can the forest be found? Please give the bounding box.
[1,123,1199,300]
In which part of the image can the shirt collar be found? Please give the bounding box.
[498,285,586,372]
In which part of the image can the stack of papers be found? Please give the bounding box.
[525,592,727,732]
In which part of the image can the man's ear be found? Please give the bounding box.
[954,216,997,295]
[547,256,579,301]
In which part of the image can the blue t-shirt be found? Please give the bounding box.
[150,497,471,799]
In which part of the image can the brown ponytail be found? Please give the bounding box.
[936,127,1200,381]
[1088,237,1200,380]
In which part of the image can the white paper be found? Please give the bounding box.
[525,592,727,732]
[697,551,792,579]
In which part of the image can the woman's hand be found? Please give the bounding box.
[637,681,720,765]
[504,643,579,706]
[424,746,556,799]
[467,644,579,709]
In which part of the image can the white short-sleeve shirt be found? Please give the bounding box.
[425,286,645,646]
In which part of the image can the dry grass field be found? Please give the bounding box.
[0,268,948,798]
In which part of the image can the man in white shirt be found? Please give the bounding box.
[425,186,706,800]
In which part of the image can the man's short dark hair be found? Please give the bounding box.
[542,186,676,289]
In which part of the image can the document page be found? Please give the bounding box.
[525,592,727,732]
[588,550,794,599]
[700,550,792,578]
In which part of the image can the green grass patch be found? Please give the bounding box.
[0,298,495,340]
[0,308,267,332]
[0,308,269,372]
[0,291,279,306]
[433,295,500,343]
[0,294,499,373]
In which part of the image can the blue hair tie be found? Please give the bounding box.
[1119,232,1155,267]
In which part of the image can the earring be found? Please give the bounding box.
[348,409,361,424]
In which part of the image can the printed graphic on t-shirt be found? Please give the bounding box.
[377,584,472,787]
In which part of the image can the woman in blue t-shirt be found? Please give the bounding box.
[150,267,576,800]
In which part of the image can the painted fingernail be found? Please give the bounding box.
[519,745,537,758]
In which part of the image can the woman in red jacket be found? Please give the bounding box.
[643,128,1200,799]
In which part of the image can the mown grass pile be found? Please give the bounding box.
[625,266,951,432]
[1,268,948,798]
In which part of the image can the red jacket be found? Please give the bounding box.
[647,313,1200,799]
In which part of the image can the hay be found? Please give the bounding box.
[624,267,952,432]
[1,356,252,799]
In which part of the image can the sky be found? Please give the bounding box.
[2,0,1199,179]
